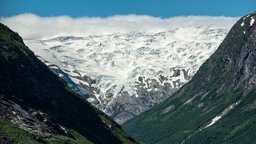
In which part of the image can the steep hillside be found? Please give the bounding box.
[0,23,137,144]
[122,12,256,144]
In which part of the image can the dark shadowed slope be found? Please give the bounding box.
[123,12,256,144]
[0,23,137,144]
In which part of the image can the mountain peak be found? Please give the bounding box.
[193,12,256,92]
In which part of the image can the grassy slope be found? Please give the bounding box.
[0,23,137,144]
[122,12,256,144]
[0,118,93,144]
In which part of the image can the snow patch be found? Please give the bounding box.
[87,97,95,102]
[49,65,59,69]
[59,125,68,134]
[205,115,222,128]
[93,90,101,103]
[204,101,240,129]
[79,80,90,86]
[69,77,80,85]
[184,95,197,105]
[241,21,245,27]
[250,17,255,26]
[58,73,64,77]
[161,105,175,114]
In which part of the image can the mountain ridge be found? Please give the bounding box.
[122,12,256,144]
[0,23,137,144]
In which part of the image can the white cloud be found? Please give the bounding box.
[0,13,238,40]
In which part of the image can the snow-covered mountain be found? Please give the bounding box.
[25,24,234,124]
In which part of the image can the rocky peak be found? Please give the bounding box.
[122,12,256,144]
[184,12,256,96]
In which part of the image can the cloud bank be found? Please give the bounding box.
[0,13,238,40]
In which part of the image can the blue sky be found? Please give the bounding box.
[0,0,255,18]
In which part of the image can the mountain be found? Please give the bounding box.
[0,23,137,144]
[24,22,234,124]
[122,12,256,144]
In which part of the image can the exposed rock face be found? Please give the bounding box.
[122,12,256,144]
[0,95,67,138]
[106,77,177,124]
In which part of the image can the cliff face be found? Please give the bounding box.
[122,12,256,144]
[0,23,137,144]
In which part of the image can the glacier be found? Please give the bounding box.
[15,16,237,124]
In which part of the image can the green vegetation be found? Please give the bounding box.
[0,118,94,144]
[0,23,138,144]
[122,13,256,144]
[45,129,93,144]
[122,89,250,144]
[0,24,28,54]
[99,114,136,144]
[0,118,41,144]
[187,90,256,144]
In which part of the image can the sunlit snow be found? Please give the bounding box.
[250,17,255,26]
[241,21,245,26]
[204,101,240,128]
[26,27,230,100]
